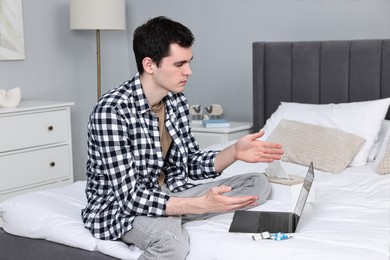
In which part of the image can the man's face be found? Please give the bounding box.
[152,43,193,93]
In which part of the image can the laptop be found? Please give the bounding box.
[229,162,315,234]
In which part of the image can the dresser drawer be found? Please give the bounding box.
[0,109,70,152]
[0,145,71,192]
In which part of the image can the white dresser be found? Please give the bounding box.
[0,101,74,202]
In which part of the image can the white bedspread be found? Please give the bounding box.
[186,161,390,260]
[1,159,389,260]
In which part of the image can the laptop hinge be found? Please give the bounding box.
[292,214,300,232]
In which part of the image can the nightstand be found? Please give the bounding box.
[191,121,253,148]
[0,101,74,202]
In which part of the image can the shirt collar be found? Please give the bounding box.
[131,73,178,116]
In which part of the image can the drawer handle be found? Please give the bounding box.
[50,162,56,167]
[48,125,54,131]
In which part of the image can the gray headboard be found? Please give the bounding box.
[253,39,390,131]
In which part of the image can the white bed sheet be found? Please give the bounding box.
[1,155,389,259]
[186,161,390,260]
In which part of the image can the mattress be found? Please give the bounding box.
[0,153,389,260]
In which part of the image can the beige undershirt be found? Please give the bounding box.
[151,101,172,186]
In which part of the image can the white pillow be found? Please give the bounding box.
[0,182,142,260]
[368,120,390,161]
[0,182,97,251]
[261,98,390,166]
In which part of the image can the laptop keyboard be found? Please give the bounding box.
[258,213,289,233]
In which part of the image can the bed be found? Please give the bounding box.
[1,39,390,260]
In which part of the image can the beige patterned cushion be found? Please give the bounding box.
[266,120,366,173]
[377,138,390,175]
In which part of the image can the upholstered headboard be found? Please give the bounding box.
[252,39,390,131]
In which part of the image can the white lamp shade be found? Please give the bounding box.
[70,0,126,30]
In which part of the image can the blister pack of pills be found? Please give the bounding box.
[252,232,292,241]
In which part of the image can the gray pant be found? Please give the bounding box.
[121,172,270,260]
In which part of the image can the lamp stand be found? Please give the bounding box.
[96,29,101,99]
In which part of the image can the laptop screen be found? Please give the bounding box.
[293,162,315,216]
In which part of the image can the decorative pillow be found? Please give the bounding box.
[374,123,390,175]
[266,120,366,173]
[368,120,390,161]
[261,98,390,166]
[376,140,390,175]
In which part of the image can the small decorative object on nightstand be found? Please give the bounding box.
[204,104,224,119]
[191,121,253,148]
[190,104,204,124]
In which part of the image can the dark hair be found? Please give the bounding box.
[133,16,195,74]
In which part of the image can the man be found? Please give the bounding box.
[82,16,283,260]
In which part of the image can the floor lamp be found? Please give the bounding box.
[70,0,126,99]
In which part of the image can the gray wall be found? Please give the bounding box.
[1,0,390,181]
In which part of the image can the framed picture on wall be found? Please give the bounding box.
[0,0,25,60]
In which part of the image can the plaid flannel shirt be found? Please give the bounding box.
[82,73,220,240]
